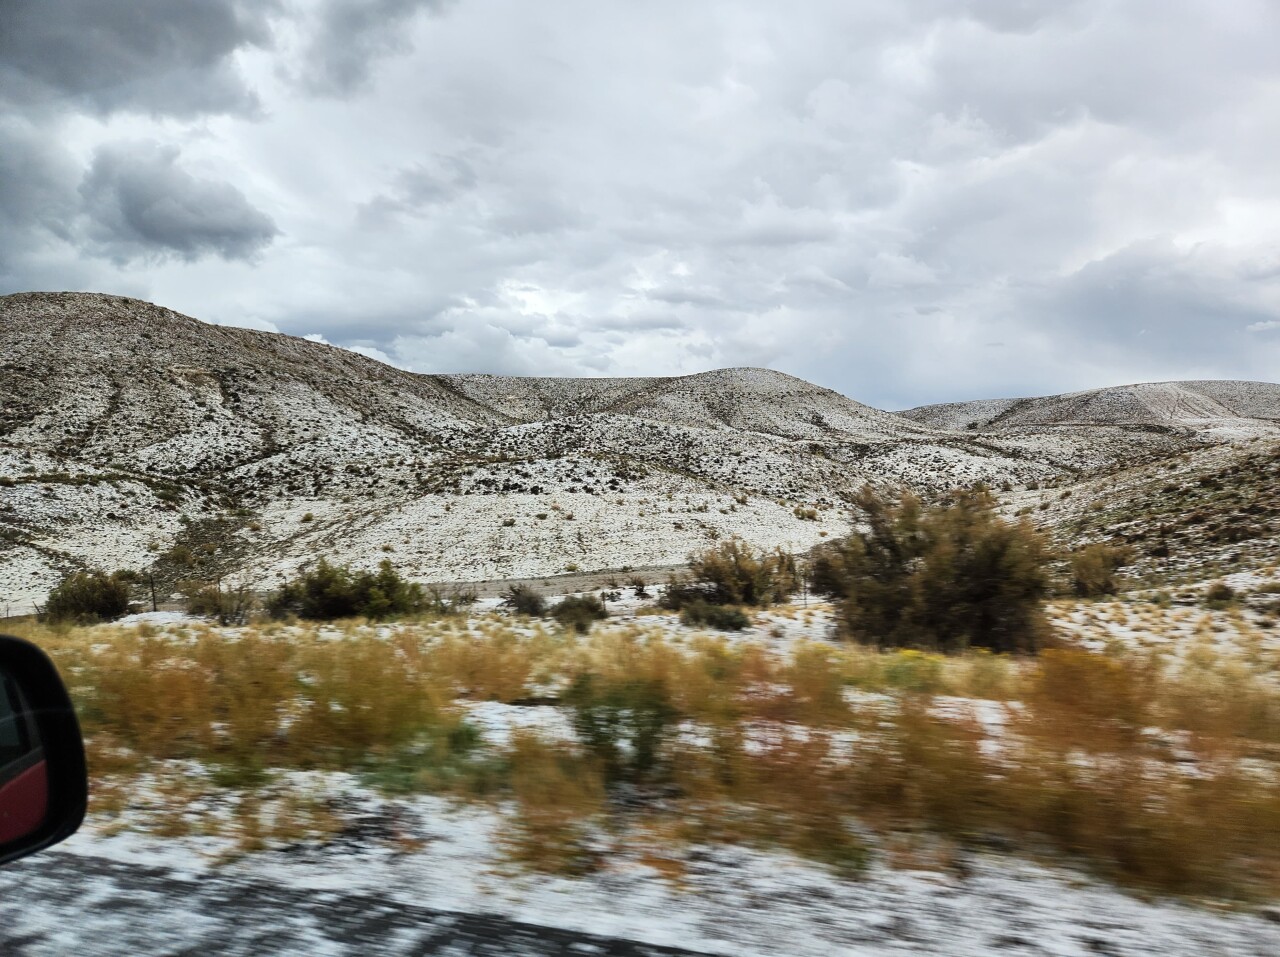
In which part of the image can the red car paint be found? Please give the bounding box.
[0,759,48,843]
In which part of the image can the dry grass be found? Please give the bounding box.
[671,724,869,874]
[504,730,604,874]
[13,607,1280,896]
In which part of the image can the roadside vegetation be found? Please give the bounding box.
[13,588,1280,898]
[266,558,428,620]
[14,500,1280,899]
[659,536,798,631]
[810,486,1050,652]
[43,568,135,624]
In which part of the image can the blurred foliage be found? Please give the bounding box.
[679,600,750,631]
[14,599,1280,897]
[1069,543,1132,597]
[563,671,677,786]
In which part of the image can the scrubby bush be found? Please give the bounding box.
[505,731,605,875]
[662,537,798,610]
[501,584,546,617]
[811,485,1050,653]
[679,600,750,631]
[44,568,134,624]
[181,579,258,625]
[1204,580,1236,608]
[1069,543,1132,597]
[166,544,196,568]
[422,585,478,615]
[266,559,425,621]
[551,595,608,633]
[563,673,677,785]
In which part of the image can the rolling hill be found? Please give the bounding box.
[900,380,1280,434]
[2,291,1278,612]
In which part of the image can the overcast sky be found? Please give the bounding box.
[2,1,1278,409]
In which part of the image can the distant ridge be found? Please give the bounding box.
[899,380,1280,432]
[439,368,930,442]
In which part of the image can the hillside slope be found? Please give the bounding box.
[0,291,504,475]
[441,368,935,441]
[3,292,1278,611]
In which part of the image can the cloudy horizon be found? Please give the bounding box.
[2,0,1278,409]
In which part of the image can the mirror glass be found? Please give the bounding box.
[0,665,48,846]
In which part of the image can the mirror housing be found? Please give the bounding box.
[0,635,88,867]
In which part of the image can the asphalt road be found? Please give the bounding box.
[0,852,714,957]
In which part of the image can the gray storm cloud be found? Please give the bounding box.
[0,0,271,117]
[0,123,78,249]
[80,142,278,264]
[0,0,1276,407]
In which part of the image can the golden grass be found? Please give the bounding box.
[13,608,1280,896]
[504,730,604,874]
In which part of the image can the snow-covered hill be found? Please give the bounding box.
[900,380,1280,435]
[3,292,1278,611]
[441,368,932,442]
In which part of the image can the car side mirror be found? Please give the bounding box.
[0,635,88,867]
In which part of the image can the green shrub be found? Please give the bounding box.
[563,672,677,785]
[44,568,133,624]
[811,485,1050,653]
[501,584,546,617]
[1070,543,1132,597]
[679,600,750,631]
[551,595,608,634]
[662,537,798,610]
[266,559,425,621]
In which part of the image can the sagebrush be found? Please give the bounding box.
[811,486,1050,653]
